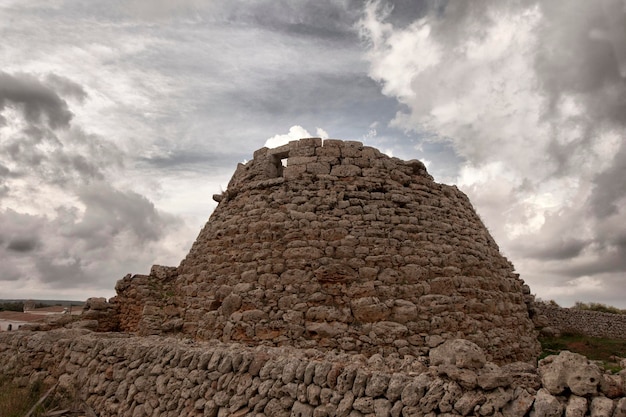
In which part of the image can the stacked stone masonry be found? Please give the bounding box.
[532,304,626,340]
[1,330,625,417]
[112,138,539,364]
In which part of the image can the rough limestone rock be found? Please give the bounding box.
[614,398,626,417]
[539,350,602,396]
[430,339,487,370]
[81,297,119,332]
[530,388,563,417]
[600,373,624,398]
[112,138,539,363]
[565,395,588,417]
[590,396,615,417]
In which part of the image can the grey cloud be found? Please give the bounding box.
[45,74,87,103]
[1,125,124,188]
[0,66,187,295]
[244,72,390,117]
[412,0,626,140]
[0,164,10,177]
[138,149,248,172]
[0,182,183,290]
[377,0,431,27]
[0,210,44,246]
[50,128,124,184]
[529,1,626,188]
[122,0,207,20]
[425,1,531,47]
[96,0,360,45]
[70,182,177,246]
[560,242,626,277]
[590,142,626,218]
[122,0,361,41]
[0,71,121,187]
[393,0,626,166]
[0,71,73,129]
[601,0,626,78]
[7,238,39,253]
[133,20,395,161]
[242,0,360,41]
[516,238,589,262]
[34,256,83,289]
[0,262,23,282]
[536,1,626,127]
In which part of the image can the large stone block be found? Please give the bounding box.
[429,339,487,370]
[351,297,391,323]
[530,388,563,417]
[539,351,601,396]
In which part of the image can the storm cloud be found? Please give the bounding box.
[0,71,74,129]
[0,71,185,298]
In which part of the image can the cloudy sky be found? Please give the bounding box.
[1,0,626,308]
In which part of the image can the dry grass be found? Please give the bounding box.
[573,301,626,315]
[0,376,80,417]
[0,376,47,417]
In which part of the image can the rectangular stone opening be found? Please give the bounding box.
[270,150,290,177]
[268,151,289,178]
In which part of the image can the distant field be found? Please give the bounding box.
[0,300,84,306]
[0,300,84,313]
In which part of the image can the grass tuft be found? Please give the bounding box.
[0,376,79,417]
[0,376,46,417]
[573,301,626,315]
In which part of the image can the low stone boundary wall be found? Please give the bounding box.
[534,304,626,340]
[1,330,625,417]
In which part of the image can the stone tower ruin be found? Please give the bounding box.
[113,138,540,363]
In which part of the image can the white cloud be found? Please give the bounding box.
[264,125,329,148]
[316,127,329,139]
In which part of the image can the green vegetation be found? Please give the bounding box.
[535,298,626,315]
[573,301,626,315]
[539,331,626,371]
[0,301,24,312]
[0,300,85,312]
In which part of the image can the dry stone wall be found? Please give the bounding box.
[114,138,539,364]
[533,304,626,340]
[1,330,625,417]
[113,266,180,334]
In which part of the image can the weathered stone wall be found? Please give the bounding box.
[533,304,626,340]
[114,138,539,364]
[113,265,181,335]
[1,330,624,417]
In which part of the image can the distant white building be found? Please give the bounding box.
[0,311,44,331]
